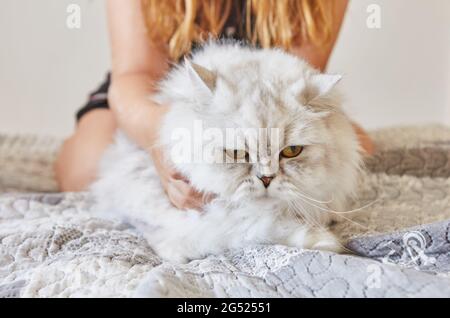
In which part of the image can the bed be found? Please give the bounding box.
[1,125,450,298]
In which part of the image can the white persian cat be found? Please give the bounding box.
[92,42,361,263]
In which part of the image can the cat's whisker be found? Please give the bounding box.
[295,202,326,231]
[284,182,376,218]
[287,208,305,226]
[306,196,379,216]
[283,183,334,204]
[230,182,253,204]
[287,207,317,234]
[286,201,309,225]
[302,199,370,230]
[290,201,321,232]
[286,187,379,216]
[285,173,380,217]
[295,191,334,205]
[294,196,371,231]
[283,188,371,231]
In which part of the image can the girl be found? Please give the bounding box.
[55,0,374,210]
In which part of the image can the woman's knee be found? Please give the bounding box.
[55,136,97,192]
[55,109,117,192]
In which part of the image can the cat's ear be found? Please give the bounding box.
[304,74,342,103]
[184,57,217,97]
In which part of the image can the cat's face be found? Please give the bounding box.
[161,49,361,211]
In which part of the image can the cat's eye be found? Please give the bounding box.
[225,149,249,162]
[280,146,304,159]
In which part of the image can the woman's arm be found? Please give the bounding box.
[290,0,349,71]
[106,0,168,149]
[107,0,207,209]
[56,0,207,209]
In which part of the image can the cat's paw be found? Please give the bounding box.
[152,241,195,264]
[156,248,190,264]
[309,231,344,254]
[311,233,344,254]
[287,228,344,254]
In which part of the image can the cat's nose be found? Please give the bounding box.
[258,175,274,188]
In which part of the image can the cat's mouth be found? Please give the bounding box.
[252,186,280,200]
[226,176,284,203]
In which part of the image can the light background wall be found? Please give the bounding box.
[0,0,110,137]
[330,0,450,129]
[0,0,449,138]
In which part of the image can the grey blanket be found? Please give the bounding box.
[1,126,450,298]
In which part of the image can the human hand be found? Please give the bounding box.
[150,146,214,210]
[352,122,375,155]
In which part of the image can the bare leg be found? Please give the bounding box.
[55,109,117,192]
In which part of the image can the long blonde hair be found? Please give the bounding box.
[142,0,334,60]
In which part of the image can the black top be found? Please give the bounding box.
[223,0,247,40]
[76,1,248,122]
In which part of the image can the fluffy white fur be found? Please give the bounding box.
[92,42,362,263]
